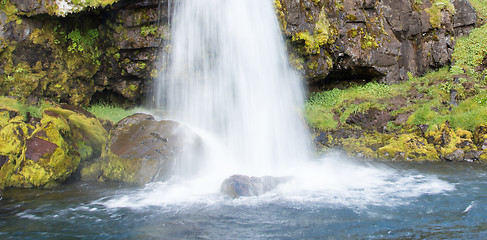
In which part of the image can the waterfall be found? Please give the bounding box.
[154,0,311,178]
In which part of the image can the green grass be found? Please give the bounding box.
[469,0,487,21]
[451,24,487,74]
[85,103,145,123]
[0,96,52,119]
[305,81,399,131]
[304,64,487,132]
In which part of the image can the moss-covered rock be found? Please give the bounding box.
[0,0,166,107]
[11,0,120,17]
[0,104,107,188]
[377,133,438,161]
[424,121,478,161]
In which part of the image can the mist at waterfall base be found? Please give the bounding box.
[1,0,487,239]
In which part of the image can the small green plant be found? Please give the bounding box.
[66,28,101,65]
[0,96,52,120]
[86,103,145,123]
[140,25,159,37]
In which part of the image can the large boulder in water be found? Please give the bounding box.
[220,175,290,198]
[82,113,201,184]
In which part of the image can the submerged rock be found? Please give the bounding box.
[83,113,202,184]
[220,175,291,198]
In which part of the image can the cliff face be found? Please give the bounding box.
[0,0,480,105]
[278,0,477,88]
[0,0,166,106]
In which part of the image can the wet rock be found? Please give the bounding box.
[444,149,464,161]
[86,113,201,184]
[464,150,483,162]
[220,175,291,198]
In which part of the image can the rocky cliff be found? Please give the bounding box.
[0,0,166,106]
[0,0,480,105]
[277,0,477,89]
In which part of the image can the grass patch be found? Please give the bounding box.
[451,24,487,74]
[305,81,399,131]
[304,65,487,132]
[0,96,52,119]
[469,0,487,21]
[85,103,144,123]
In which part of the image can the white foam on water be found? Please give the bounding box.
[102,152,455,209]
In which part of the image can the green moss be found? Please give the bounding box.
[425,0,456,28]
[0,0,20,23]
[140,25,159,37]
[274,0,288,32]
[0,101,109,188]
[361,33,379,49]
[44,107,108,154]
[71,0,118,8]
[424,122,477,158]
[291,7,334,55]
[101,151,139,184]
[377,134,438,161]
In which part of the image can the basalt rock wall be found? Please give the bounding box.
[0,0,480,105]
[277,0,477,89]
[0,0,167,106]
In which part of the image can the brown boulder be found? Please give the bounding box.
[85,113,202,184]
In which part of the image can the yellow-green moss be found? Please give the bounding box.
[291,7,335,55]
[102,151,140,184]
[340,133,391,159]
[377,133,438,161]
[425,122,477,157]
[425,0,456,28]
[0,102,108,188]
[274,0,288,33]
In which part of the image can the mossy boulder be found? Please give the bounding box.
[425,121,479,161]
[314,121,484,162]
[0,105,108,188]
[82,113,202,184]
[11,0,120,17]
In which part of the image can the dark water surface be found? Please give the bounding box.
[1,161,486,239]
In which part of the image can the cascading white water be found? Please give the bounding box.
[155,0,311,177]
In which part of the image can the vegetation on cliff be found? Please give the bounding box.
[305,0,487,162]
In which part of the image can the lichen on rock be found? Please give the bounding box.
[0,103,108,188]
